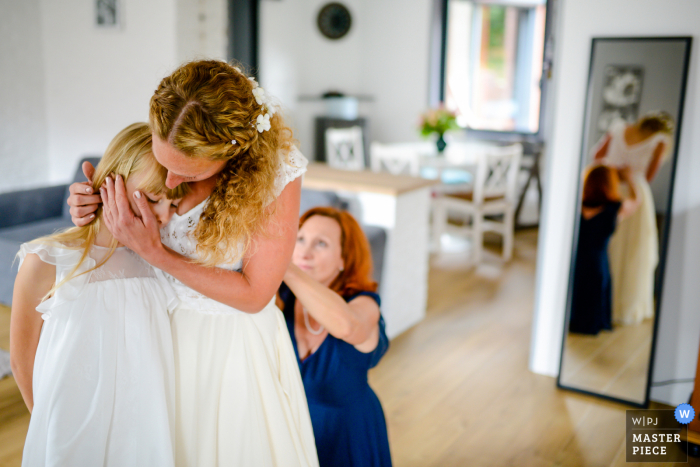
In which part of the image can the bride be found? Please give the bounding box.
[593,112,674,326]
[68,60,318,467]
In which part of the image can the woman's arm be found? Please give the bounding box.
[101,175,301,313]
[283,263,381,352]
[646,141,667,182]
[10,254,55,412]
[593,133,612,160]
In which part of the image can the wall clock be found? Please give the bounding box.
[317,3,352,40]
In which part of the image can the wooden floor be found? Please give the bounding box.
[561,319,653,404]
[0,230,697,466]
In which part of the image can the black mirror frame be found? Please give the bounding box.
[556,36,693,408]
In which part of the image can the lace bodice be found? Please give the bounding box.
[159,146,308,311]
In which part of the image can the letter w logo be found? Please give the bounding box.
[681,410,691,418]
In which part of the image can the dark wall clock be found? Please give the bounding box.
[317,3,352,40]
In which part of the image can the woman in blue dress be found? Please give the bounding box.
[277,206,392,467]
[569,165,639,335]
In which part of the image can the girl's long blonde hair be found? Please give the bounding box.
[149,60,297,267]
[29,122,188,298]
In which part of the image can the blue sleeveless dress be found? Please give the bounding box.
[569,202,621,335]
[279,283,392,467]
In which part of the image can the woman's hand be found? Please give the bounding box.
[67,161,101,227]
[100,175,164,262]
[617,165,632,182]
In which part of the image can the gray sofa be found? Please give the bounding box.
[0,159,386,305]
[0,157,100,304]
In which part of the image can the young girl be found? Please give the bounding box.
[10,122,188,467]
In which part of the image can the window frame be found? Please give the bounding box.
[434,0,554,141]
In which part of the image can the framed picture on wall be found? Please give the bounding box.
[95,0,121,28]
[596,65,645,136]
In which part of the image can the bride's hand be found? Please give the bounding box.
[100,175,163,262]
[67,161,101,227]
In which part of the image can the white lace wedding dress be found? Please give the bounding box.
[159,148,318,467]
[602,119,671,325]
[18,244,178,467]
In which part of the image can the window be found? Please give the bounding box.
[443,0,547,134]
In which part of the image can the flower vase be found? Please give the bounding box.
[436,134,447,154]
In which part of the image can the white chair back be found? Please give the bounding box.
[472,144,522,205]
[369,142,421,176]
[325,126,365,171]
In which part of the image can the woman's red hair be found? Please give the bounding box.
[299,207,378,299]
[582,165,621,208]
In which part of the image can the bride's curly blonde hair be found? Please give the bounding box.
[149,60,297,267]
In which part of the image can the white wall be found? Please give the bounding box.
[0,0,49,192]
[260,0,432,159]
[530,0,700,406]
[359,0,433,145]
[41,0,179,184]
[176,0,228,64]
[0,0,228,190]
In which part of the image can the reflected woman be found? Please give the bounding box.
[570,165,639,335]
[593,112,674,325]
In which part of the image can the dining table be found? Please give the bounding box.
[377,140,542,227]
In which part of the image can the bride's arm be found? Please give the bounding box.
[101,175,301,313]
[593,133,611,160]
[646,141,666,182]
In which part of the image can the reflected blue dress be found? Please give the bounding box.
[569,202,621,335]
[279,283,392,467]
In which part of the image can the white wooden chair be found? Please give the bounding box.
[432,143,523,263]
[369,142,421,176]
[325,126,365,171]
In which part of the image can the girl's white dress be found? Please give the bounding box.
[602,119,671,325]
[159,148,319,467]
[19,244,178,467]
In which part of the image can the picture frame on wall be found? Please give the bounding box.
[596,65,644,136]
[95,0,121,28]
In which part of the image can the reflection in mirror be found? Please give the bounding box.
[558,37,692,406]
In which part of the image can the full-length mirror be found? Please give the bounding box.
[558,37,692,406]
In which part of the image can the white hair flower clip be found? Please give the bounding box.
[252,87,266,106]
[240,74,278,134]
[256,114,271,133]
[231,139,237,145]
